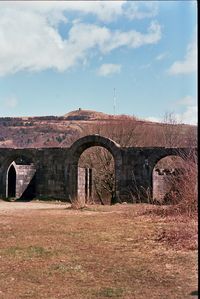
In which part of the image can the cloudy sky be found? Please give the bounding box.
[0,1,197,124]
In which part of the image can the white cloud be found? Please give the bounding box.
[145,116,161,123]
[100,21,161,53]
[146,101,197,125]
[173,95,197,125]
[156,52,168,61]
[0,4,162,76]
[97,64,121,76]
[175,105,197,125]
[123,2,158,20]
[0,1,159,23]
[175,95,196,106]
[168,39,197,75]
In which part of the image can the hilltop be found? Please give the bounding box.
[64,109,113,120]
[0,109,197,148]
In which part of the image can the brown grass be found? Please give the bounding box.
[0,201,198,299]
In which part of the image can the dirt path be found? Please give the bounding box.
[0,199,69,212]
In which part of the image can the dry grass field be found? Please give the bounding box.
[0,200,198,299]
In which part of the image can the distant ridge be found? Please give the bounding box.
[0,109,197,149]
[63,109,136,121]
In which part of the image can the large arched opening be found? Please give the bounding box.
[78,146,115,205]
[66,135,122,204]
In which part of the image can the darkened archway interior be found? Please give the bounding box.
[8,164,16,198]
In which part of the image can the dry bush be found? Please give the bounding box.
[82,118,141,147]
[152,150,197,218]
[174,153,197,216]
[155,222,198,250]
[162,112,184,147]
[152,112,198,216]
[126,171,152,203]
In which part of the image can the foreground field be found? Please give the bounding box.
[0,200,197,299]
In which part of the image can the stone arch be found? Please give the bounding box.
[0,152,36,199]
[65,135,122,202]
[147,148,193,200]
[150,148,193,170]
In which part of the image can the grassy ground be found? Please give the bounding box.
[0,201,198,299]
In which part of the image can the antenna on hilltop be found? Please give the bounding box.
[113,88,117,115]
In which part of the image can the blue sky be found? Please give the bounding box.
[0,1,197,124]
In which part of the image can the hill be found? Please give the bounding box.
[0,109,197,148]
[64,109,112,120]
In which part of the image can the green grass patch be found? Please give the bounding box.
[95,287,124,297]
[1,245,51,258]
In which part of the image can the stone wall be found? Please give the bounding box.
[78,167,92,202]
[153,168,184,201]
[12,162,36,198]
[0,135,196,202]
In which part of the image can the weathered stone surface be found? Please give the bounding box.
[0,135,196,202]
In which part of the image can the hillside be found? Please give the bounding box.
[0,109,197,148]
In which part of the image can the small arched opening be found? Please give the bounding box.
[5,155,36,200]
[7,164,16,198]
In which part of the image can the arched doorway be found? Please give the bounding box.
[7,164,16,198]
[5,156,36,200]
[66,135,122,204]
[78,146,115,205]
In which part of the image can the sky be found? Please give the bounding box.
[0,1,197,124]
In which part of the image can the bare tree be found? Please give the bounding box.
[77,113,197,208]
[152,112,197,215]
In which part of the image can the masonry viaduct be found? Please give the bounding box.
[0,135,196,203]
